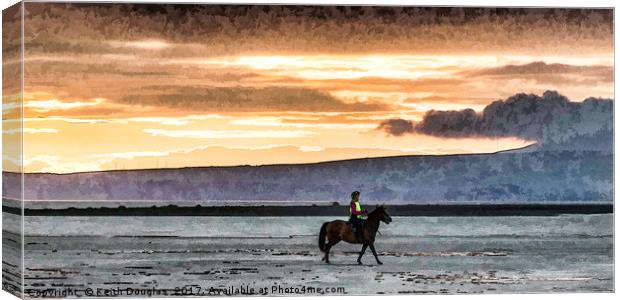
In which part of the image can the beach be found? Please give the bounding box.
[2,214,613,297]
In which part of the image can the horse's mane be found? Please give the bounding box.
[368,206,384,218]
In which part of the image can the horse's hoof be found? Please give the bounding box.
[357,260,363,265]
[377,261,383,265]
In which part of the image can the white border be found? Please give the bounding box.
[0,1,617,300]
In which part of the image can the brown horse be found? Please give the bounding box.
[318,205,392,265]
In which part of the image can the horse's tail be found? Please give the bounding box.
[318,222,329,252]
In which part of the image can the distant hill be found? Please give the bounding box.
[4,149,612,203]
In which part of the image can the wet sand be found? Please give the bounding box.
[7,232,613,297]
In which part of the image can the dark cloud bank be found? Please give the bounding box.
[23,4,612,56]
[378,91,613,152]
[122,86,389,112]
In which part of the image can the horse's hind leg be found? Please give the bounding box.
[324,239,340,264]
[369,243,382,265]
[357,244,368,265]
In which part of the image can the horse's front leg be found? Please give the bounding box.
[357,244,368,265]
[369,243,382,265]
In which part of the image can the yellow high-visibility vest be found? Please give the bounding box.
[349,202,363,219]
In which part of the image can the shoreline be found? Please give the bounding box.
[3,203,613,217]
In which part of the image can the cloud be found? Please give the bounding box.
[464,61,612,85]
[19,5,614,120]
[377,119,414,136]
[465,61,611,77]
[108,40,172,50]
[3,128,59,135]
[23,5,612,57]
[378,91,613,151]
[414,109,480,137]
[120,86,390,112]
[25,98,105,112]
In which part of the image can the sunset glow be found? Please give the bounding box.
[2,4,613,173]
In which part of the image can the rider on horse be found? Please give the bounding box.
[319,198,392,264]
[349,191,368,242]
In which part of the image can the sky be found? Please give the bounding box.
[2,4,614,173]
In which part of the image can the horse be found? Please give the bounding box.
[318,205,392,265]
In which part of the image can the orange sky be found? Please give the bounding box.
[2,5,613,173]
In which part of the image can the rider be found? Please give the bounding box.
[349,191,368,242]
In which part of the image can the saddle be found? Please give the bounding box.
[345,221,354,230]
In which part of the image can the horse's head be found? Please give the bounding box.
[375,204,392,224]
